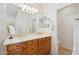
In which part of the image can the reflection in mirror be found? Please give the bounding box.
[7,23,16,39]
[39,16,50,28]
[32,19,37,33]
[31,16,52,33]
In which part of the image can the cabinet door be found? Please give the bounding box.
[45,37,51,54]
[26,40,33,45]
[38,38,46,49]
[26,40,38,55]
[45,37,51,50]
[38,37,51,55]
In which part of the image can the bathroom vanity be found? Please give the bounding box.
[3,33,52,55]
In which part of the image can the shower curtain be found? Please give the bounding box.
[72,19,79,55]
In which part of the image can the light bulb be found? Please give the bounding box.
[27,6,31,10]
[22,3,38,14]
[34,9,38,13]
[31,7,35,11]
[28,7,32,13]
[29,7,34,14]
[22,4,28,12]
[23,4,27,9]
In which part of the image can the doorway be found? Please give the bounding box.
[57,4,79,55]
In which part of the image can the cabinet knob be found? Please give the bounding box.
[16,45,18,47]
[23,49,25,50]
[32,47,35,50]
[32,48,34,50]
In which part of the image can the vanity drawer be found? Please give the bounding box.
[26,40,33,45]
[39,37,47,42]
[7,42,25,51]
[7,48,26,55]
[32,39,38,44]
[45,36,51,41]
[26,39,38,45]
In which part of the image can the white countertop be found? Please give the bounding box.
[3,33,52,46]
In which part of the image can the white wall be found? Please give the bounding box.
[58,4,79,50]
[0,3,8,54]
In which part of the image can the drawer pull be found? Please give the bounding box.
[23,49,25,50]
[16,45,18,47]
[32,48,34,50]
[32,47,35,50]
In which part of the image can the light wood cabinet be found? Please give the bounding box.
[7,48,26,55]
[38,37,51,55]
[7,42,25,51]
[7,36,51,55]
[26,40,38,55]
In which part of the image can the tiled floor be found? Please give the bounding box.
[58,47,72,55]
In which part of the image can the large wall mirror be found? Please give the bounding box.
[31,16,51,33]
[39,16,50,28]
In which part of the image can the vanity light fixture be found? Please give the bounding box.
[22,3,38,14]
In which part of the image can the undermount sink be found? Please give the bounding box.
[12,33,44,40]
[24,34,38,38]
[35,32,43,35]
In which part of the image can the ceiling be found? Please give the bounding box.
[13,3,72,10]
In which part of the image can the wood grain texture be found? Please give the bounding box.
[7,36,51,55]
[59,47,72,55]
